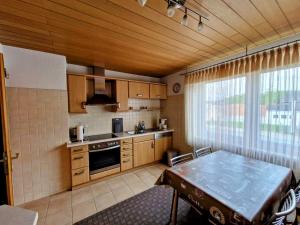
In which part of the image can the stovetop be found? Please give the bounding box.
[85,133,118,141]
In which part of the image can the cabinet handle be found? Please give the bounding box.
[74,170,84,176]
[73,148,83,153]
[123,141,131,144]
[156,95,161,97]
[136,93,143,97]
[73,156,84,160]
[122,153,130,157]
[151,142,154,148]
[123,159,130,163]
[122,148,132,150]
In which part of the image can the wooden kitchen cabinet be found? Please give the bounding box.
[70,145,89,187]
[155,135,172,161]
[133,140,155,167]
[67,75,87,113]
[115,80,128,112]
[150,84,167,99]
[121,138,133,171]
[129,81,149,99]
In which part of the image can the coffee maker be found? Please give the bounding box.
[159,118,167,130]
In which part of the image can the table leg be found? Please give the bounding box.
[169,189,179,225]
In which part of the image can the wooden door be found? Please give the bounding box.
[150,84,167,99]
[154,136,172,161]
[67,75,87,113]
[0,53,14,205]
[129,81,149,99]
[133,140,154,167]
[115,80,128,111]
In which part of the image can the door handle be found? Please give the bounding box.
[0,152,20,163]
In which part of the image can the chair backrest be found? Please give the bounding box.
[294,183,300,204]
[170,153,194,167]
[194,146,212,158]
[265,189,296,225]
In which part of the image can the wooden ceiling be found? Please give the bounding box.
[0,0,300,76]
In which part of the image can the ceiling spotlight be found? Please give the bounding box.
[137,0,147,7]
[198,16,204,31]
[167,3,176,17]
[181,8,188,26]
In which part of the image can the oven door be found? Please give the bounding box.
[89,145,120,175]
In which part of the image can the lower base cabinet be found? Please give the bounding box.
[133,139,155,167]
[154,135,172,161]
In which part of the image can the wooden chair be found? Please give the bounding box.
[194,146,212,158]
[170,153,194,167]
[265,189,296,225]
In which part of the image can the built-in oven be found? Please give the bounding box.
[88,140,120,175]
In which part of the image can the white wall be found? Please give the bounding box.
[67,64,161,83]
[3,46,67,90]
[162,71,185,96]
[0,43,3,53]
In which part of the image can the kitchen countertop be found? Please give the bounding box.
[66,129,174,148]
[0,205,38,225]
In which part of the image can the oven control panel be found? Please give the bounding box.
[89,140,120,150]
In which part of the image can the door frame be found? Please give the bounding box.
[0,53,14,205]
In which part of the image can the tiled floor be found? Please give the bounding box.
[19,163,168,225]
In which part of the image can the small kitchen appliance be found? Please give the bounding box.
[159,118,168,130]
[112,118,123,133]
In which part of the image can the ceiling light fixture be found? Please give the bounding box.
[181,8,188,26]
[136,0,208,32]
[198,16,204,31]
[137,0,147,7]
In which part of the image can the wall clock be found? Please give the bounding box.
[172,82,181,94]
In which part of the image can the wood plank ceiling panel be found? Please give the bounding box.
[0,0,299,76]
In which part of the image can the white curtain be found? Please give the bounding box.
[185,44,300,176]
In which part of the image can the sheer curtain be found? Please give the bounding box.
[185,44,300,176]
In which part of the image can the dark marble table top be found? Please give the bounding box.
[163,150,292,223]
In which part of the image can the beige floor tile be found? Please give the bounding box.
[90,181,110,197]
[140,175,157,188]
[47,197,72,218]
[134,170,153,180]
[37,217,45,225]
[45,211,72,225]
[72,186,93,206]
[94,191,117,212]
[107,176,126,190]
[111,185,134,203]
[121,173,141,185]
[72,199,96,223]
[127,181,149,194]
[21,198,49,219]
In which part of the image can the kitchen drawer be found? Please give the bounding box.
[71,152,89,170]
[72,167,89,186]
[121,150,132,158]
[121,156,133,171]
[121,138,132,145]
[121,143,133,151]
[133,134,154,143]
[71,145,88,154]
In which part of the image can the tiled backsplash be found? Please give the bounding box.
[7,87,70,205]
[69,99,160,135]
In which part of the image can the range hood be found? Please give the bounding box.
[85,67,118,106]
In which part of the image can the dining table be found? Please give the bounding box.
[156,150,293,225]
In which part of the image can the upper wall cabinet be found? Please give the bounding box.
[67,75,87,113]
[150,84,167,100]
[129,81,150,99]
[115,80,128,112]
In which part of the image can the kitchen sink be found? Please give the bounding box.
[127,128,160,135]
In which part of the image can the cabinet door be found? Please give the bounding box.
[154,136,172,161]
[116,80,128,111]
[133,140,155,167]
[129,82,149,99]
[67,75,87,113]
[150,84,167,99]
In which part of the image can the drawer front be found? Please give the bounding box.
[71,152,89,170]
[71,145,88,154]
[121,138,132,145]
[121,143,133,151]
[133,134,154,143]
[121,150,132,158]
[72,167,89,186]
[121,156,133,171]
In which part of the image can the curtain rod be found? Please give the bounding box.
[181,38,300,76]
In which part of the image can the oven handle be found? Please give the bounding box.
[89,145,120,153]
